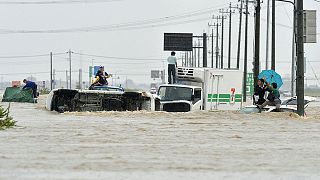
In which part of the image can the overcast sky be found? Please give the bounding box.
[0,0,319,87]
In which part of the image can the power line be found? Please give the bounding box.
[0,3,230,34]
[72,52,164,61]
[0,52,65,59]
[0,0,123,5]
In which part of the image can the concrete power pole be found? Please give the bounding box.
[271,0,276,70]
[79,68,82,89]
[210,16,222,68]
[50,52,53,91]
[296,0,304,116]
[266,0,271,70]
[236,0,244,70]
[243,0,249,102]
[68,50,72,89]
[66,70,68,89]
[219,10,228,69]
[227,3,237,69]
[254,0,261,88]
[203,33,208,67]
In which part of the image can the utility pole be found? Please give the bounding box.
[50,52,53,91]
[203,33,208,67]
[266,0,271,70]
[198,38,201,67]
[219,9,228,69]
[271,0,276,70]
[215,22,220,69]
[228,3,237,69]
[68,49,72,89]
[53,69,56,89]
[243,0,249,102]
[296,0,304,116]
[209,16,222,68]
[79,68,82,89]
[291,0,296,97]
[254,0,261,88]
[236,0,244,70]
[66,70,68,89]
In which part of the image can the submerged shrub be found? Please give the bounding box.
[0,104,15,130]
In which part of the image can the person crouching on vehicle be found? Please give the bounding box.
[22,79,38,98]
[89,67,112,89]
[253,78,267,105]
[258,80,281,112]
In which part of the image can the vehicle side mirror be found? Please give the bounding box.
[191,95,195,101]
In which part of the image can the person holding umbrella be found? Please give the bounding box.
[258,78,281,112]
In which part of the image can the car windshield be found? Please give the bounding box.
[158,86,193,101]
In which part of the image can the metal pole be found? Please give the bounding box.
[66,70,68,89]
[221,16,225,69]
[198,39,201,67]
[291,0,296,97]
[212,28,214,68]
[271,0,276,70]
[194,42,196,67]
[79,68,82,89]
[50,52,53,91]
[243,0,249,102]
[228,2,232,69]
[53,69,56,89]
[254,0,261,88]
[296,0,304,116]
[203,33,208,67]
[266,0,270,70]
[68,49,72,89]
[216,22,219,69]
[236,0,243,70]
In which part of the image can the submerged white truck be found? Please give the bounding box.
[46,67,243,113]
[157,67,244,112]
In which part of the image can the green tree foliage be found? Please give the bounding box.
[0,104,15,130]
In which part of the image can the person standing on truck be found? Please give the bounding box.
[22,79,38,98]
[253,78,267,105]
[167,51,177,84]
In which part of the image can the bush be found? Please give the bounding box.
[0,104,15,130]
[39,88,50,95]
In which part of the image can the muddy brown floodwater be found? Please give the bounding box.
[0,95,320,180]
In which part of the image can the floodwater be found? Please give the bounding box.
[0,95,320,180]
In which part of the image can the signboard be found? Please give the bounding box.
[151,70,160,79]
[164,33,193,51]
[303,10,317,43]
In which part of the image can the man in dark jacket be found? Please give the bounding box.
[22,79,38,98]
[258,81,281,112]
[253,79,267,105]
[89,66,111,89]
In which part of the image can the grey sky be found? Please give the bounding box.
[0,0,319,87]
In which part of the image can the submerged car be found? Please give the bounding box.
[241,96,317,114]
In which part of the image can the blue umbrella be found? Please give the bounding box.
[258,70,283,89]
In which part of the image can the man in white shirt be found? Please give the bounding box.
[167,51,177,84]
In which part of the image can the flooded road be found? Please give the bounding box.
[1,96,320,179]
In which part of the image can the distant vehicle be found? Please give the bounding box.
[150,87,157,94]
[281,90,291,97]
[241,96,316,114]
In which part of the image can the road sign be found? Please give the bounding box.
[303,10,317,43]
[151,70,160,79]
[164,33,193,51]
